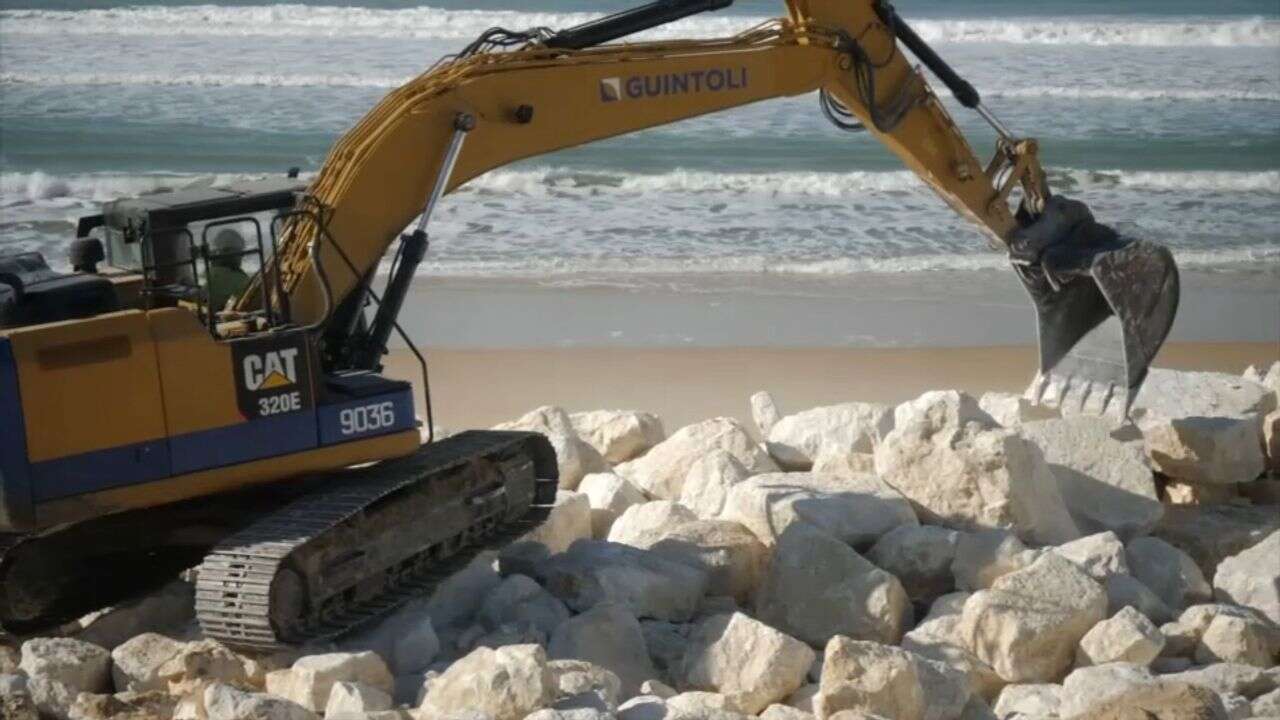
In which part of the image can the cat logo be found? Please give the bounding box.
[242,348,299,391]
[231,333,314,420]
[599,77,622,102]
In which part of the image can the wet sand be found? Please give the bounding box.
[385,342,1278,434]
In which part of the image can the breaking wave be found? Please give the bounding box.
[2,6,1276,47]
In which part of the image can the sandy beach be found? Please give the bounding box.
[386,341,1278,434]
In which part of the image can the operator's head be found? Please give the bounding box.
[210,229,246,269]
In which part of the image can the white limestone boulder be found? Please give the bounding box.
[204,682,318,720]
[720,472,916,550]
[1057,663,1229,720]
[1213,529,1280,626]
[155,638,255,696]
[1194,612,1280,668]
[751,391,782,436]
[522,491,593,556]
[874,391,1080,546]
[323,681,393,716]
[111,633,186,694]
[1126,536,1212,613]
[1265,409,1280,473]
[815,637,972,720]
[678,451,751,520]
[755,522,911,648]
[810,446,877,477]
[478,574,571,639]
[1160,662,1278,699]
[760,705,816,720]
[537,540,709,622]
[608,501,699,548]
[1018,418,1161,540]
[958,553,1107,683]
[1051,531,1131,581]
[615,418,777,500]
[496,406,608,491]
[264,652,393,713]
[1133,369,1276,484]
[951,530,1034,592]
[763,401,894,470]
[571,410,666,464]
[1252,687,1280,717]
[1075,606,1165,667]
[1158,604,1262,659]
[579,473,648,539]
[900,593,1004,703]
[68,579,194,651]
[548,603,659,699]
[992,684,1061,720]
[418,644,555,720]
[681,612,816,715]
[20,638,111,695]
[548,659,623,711]
[867,525,960,605]
[978,392,1059,427]
[643,519,767,604]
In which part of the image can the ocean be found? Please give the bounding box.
[1,0,1278,287]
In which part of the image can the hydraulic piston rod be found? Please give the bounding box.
[545,0,734,50]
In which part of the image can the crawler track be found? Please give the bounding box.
[195,430,558,650]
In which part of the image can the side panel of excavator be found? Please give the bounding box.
[0,310,420,534]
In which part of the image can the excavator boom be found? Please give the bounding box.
[255,0,1178,418]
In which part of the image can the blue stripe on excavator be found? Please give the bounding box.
[0,338,35,530]
[22,387,413,504]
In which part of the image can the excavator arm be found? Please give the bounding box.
[255,0,1179,418]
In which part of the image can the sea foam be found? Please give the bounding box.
[2,6,1276,47]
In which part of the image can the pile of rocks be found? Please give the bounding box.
[2,364,1278,720]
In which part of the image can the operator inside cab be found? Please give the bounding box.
[207,228,251,311]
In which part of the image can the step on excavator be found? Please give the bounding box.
[0,0,1179,649]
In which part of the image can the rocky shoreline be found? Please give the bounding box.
[3,363,1279,720]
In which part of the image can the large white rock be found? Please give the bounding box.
[111,633,186,694]
[479,574,570,640]
[681,612,816,715]
[1264,409,1280,473]
[25,676,76,720]
[68,579,194,651]
[755,522,911,648]
[1126,536,1212,613]
[1051,531,1131,581]
[1057,663,1229,720]
[1133,369,1276,484]
[760,705,817,720]
[548,659,623,711]
[992,684,1061,720]
[678,451,751,520]
[496,406,609,490]
[571,410,666,464]
[977,392,1059,427]
[323,681,394,716]
[1158,604,1263,659]
[642,519,767,604]
[204,682,318,720]
[1161,662,1278,699]
[899,594,1004,703]
[874,391,1080,546]
[155,639,254,696]
[721,473,916,549]
[579,473,648,539]
[868,525,959,604]
[19,638,111,694]
[1252,687,1280,717]
[951,530,1033,592]
[608,501,699,548]
[538,540,709,621]
[264,652,393,713]
[548,603,659,699]
[763,402,894,470]
[522,491,594,555]
[615,418,777,500]
[418,644,554,720]
[958,553,1107,683]
[1075,606,1165,667]
[1194,612,1280,668]
[816,637,972,720]
[1018,418,1161,540]
[1213,529,1280,626]
[751,391,783,436]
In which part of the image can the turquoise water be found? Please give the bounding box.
[1,1,1277,278]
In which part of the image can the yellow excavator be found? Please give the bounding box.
[0,0,1179,649]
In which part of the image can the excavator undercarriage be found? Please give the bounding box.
[0,0,1180,648]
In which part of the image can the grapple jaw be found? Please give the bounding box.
[1012,197,1180,420]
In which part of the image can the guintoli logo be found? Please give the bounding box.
[600,67,749,102]
[242,348,299,391]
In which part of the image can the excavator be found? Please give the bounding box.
[0,0,1179,649]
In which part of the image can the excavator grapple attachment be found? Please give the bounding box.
[1012,197,1180,420]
